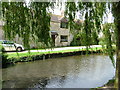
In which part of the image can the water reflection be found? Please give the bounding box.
[2,54,115,88]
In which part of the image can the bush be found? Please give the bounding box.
[70,34,81,46]
[0,45,9,68]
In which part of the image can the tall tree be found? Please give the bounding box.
[2,1,31,48]
[65,1,118,88]
[29,2,52,47]
[112,2,120,89]
[2,1,54,48]
[65,2,108,48]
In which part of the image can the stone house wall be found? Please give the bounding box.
[50,21,73,46]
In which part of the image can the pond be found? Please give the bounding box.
[2,54,115,88]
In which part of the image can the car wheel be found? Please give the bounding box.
[17,47,22,52]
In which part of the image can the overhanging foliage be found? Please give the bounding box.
[2,1,54,48]
[65,2,115,66]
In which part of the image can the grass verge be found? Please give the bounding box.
[7,46,103,59]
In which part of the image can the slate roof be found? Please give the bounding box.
[50,14,68,23]
[51,15,61,23]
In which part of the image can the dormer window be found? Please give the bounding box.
[60,17,68,29]
[60,22,68,29]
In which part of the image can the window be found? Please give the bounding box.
[3,41,14,44]
[60,35,68,42]
[3,41,8,44]
[60,22,68,29]
[8,41,14,44]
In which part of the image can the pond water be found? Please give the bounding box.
[2,54,115,88]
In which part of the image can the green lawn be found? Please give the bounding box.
[7,47,103,59]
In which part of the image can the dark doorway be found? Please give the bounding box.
[51,31,58,46]
[52,35,55,46]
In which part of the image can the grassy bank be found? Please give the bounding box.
[2,45,115,67]
[7,47,103,59]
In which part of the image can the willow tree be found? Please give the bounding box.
[2,0,54,48]
[65,1,118,88]
[1,0,120,89]
[2,1,31,48]
[112,2,120,89]
[29,1,55,47]
[65,2,109,50]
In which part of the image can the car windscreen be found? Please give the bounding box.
[3,41,14,44]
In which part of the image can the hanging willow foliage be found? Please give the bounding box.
[29,2,54,46]
[65,2,106,45]
[103,23,115,67]
[65,2,115,66]
[2,1,31,48]
[2,1,54,48]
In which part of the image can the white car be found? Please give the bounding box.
[0,40,24,52]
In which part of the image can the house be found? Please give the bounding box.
[50,14,73,46]
[0,14,74,48]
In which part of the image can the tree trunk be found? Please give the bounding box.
[115,54,120,89]
[112,2,120,89]
[115,14,120,90]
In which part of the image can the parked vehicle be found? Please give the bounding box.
[0,40,24,52]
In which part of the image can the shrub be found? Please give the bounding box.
[70,34,81,46]
[0,45,9,68]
